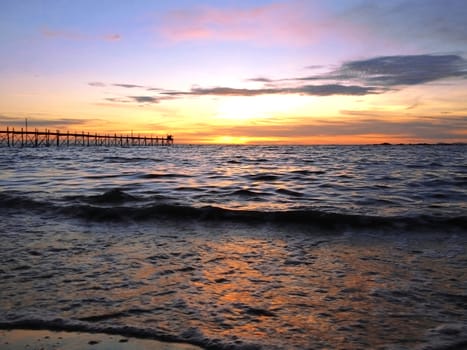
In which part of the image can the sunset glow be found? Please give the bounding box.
[1,0,466,144]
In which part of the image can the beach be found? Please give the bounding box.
[0,329,202,350]
[2,0,467,346]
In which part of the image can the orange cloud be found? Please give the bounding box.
[168,115,467,144]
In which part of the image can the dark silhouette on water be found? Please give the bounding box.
[0,126,174,147]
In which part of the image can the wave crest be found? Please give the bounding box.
[1,191,465,231]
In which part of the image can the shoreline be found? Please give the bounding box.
[0,329,203,350]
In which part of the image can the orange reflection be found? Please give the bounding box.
[29,230,464,349]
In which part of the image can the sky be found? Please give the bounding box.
[1,0,467,144]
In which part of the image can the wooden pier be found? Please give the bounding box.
[0,127,173,148]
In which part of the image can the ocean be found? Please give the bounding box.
[0,144,466,349]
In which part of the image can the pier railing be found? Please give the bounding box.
[0,127,173,147]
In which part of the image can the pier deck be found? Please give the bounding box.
[0,127,173,147]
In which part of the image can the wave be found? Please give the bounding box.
[2,301,466,350]
[229,189,269,197]
[276,188,304,197]
[86,188,138,203]
[244,174,281,181]
[1,190,465,231]
[138,173,193,179]
[0,315,214,350]
[102,156,163,163]
[0,311,273,350]
[290,169,326,176]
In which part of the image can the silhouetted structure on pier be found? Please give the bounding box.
[0,127,174,147]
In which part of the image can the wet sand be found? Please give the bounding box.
[0,329,203,350]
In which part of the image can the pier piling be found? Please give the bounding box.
[0,126,174,148]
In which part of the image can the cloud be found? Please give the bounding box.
[104,96,161,104]
[103,34,121,42]
[0,115,93,128]
[335,54,467,86]
[88,81,106,87]
[187,115,467,141]
[105,97,130,103]
[242,54,467,100]
[344,0,467,50]
[96,79,380,107]
[162,84,378,97]
[93,53,466,106]
[115,84,167,92]
[90,82,166,91]
[333,113,467,139]
[42,27,122,43]
[42,28,83,40]
[0,114,25,122]
[158,2,337,46]
[297,84,378,96]
[246,77,275,83]
[131,96,160,103]
[113,83,146,89]
[295,54,467,87]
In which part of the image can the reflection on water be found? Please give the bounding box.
[1,217,466,349]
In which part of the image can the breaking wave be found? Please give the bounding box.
[0,314,258,350]
[1,190,465,231]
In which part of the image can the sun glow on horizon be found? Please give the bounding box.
[1,1,466,145]
[208,136,248,144]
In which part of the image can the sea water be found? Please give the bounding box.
[0,145,466,349]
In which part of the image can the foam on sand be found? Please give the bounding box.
[0,329,203,350]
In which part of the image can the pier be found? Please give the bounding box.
[0,127,173,148]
